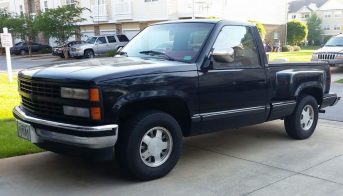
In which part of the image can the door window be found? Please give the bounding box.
[96,37,107,44]
[212,26,260,69]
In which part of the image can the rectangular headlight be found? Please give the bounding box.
[61,87,89,100]
[63,106,90,118]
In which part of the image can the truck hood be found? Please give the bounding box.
[315,46,343,53]
[72,43,93,49]
[19,57,197,84]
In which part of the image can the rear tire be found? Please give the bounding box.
[284,95,319,139]
[20,49,26,55]
[115,110,183,181]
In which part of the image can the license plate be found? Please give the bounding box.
[17,120,33,141]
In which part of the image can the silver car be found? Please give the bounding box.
[311,34,343,67]
[70,34,129,58]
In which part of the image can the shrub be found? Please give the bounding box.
[105,49,117,57]
[293,46,301,51]
[282,45,293,52]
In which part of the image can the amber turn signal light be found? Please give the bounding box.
[89,88,100,102]
[91,107,101,120]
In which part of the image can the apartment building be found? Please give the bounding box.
[288,0,343,40]
[1,0,288,45]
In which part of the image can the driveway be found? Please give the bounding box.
[2,120,343,195]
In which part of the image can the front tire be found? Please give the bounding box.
[284,95,319,139]
[84,50,94,58]
[115,110,183,181]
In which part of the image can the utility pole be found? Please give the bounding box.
[192,0,195,19]
[285,0,288,45]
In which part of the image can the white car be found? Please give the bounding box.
[311,34,343,67]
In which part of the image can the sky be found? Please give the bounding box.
[222,0,289,24]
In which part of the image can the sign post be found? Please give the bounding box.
[1,27,13,83]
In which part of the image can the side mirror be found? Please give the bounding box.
[212,48,235,63]
[117,46,123,52]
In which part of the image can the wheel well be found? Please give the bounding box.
[299,87,323,105]
[84,49,94,54]
[118,98,191,136]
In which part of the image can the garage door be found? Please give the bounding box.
[122,30,140,40]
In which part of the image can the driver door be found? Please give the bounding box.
[198,25,268,132]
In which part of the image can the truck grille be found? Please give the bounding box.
[318,53,337,60]
[19,79,60,97]
[19,77,63,117]
[21,96,63,116]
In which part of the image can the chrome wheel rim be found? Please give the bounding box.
[300,105,314,131]
[139,126,173,167]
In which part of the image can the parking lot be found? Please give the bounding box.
[1,120,343,195]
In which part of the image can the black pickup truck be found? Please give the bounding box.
[13,20,340,180]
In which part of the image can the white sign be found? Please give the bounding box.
[0,33,13,47]
[2,27,13,83]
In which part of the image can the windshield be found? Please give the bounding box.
[325,37,343,46]
[86,37,97,44]
[121,23,215,62]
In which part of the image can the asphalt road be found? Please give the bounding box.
[0,54,83,71]
[320,83,343,122]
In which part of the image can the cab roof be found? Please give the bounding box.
[153,19,254,27]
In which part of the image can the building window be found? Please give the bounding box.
[334,11,342,18]
[323,25,331,30]
[292,15,296,19]
[66,0,75,7]
[19,5,23,15]
[324,12,332,18]
[44,0,48,12]
[334,25,341,30]
[95,0,105,4]
[273,32,280,39]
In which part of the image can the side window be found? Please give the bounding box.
[96,37,107,44]
[107,36,116,43]
[117,35,129,42]
[212,26,260,69]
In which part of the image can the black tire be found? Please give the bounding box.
[115,110,183,181]
[284,95,319,140]
[84,50,94,58]
[20,49,26,55]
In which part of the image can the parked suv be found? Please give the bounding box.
[69,35,129,58]
[312,34,343,67]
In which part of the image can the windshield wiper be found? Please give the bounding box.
[139,50,175,61]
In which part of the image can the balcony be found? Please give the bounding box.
[91,4,108,22]
[113,0,133,20]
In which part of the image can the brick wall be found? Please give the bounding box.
[263,24,287,45]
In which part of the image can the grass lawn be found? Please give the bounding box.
[268,46,320,62]
[0,73,43,158]
[337,79,343,83]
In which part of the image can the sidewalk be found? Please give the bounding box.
[1,120,343,195]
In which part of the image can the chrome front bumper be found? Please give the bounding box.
[13,106,118,149]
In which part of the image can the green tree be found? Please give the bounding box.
[306,12,323,45]
[8,15,39,55]
[249,20,266,41]
[0,9,11,55]
[287,20,308,45]
[35,5,87,59]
